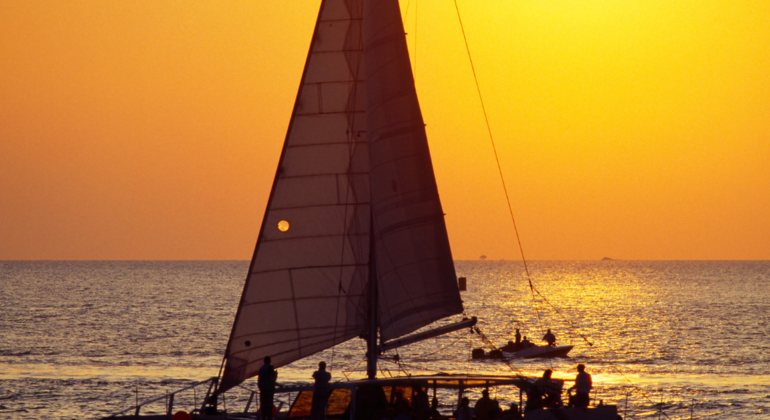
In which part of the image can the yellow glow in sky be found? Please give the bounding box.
[1,0,768,260]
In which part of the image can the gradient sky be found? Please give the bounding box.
[2,0,768,260]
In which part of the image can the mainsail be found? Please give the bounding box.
[220,0,462,393]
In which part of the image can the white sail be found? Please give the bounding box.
[220,0,370,392]
[363,0,463,341]
[220,0,463,392]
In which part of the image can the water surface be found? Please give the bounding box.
[1,260,767,419]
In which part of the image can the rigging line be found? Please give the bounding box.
[414,0,418,79]
[451,0,591,352]
[394,350,412,377]
[417,334,468,359]
[403,333,480,373]
[331,19,368,375]
[528,283,594,348]
[472,326,527,379]
[452,0,551,340]
[466,325,472,375]
[452,0,530,281]
[454,0,551,359]
[340,356,367,381]
[608,365,673,420]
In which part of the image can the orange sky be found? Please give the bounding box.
[1,0,768,260]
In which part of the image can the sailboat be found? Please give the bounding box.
[105,1,621,419]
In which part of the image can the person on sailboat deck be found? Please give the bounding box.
[499,403,523,420]
[258,356,278,420]
[455,397,474,420]
[527,369,563,411]
[411,384,430,419]
[393,391,411,419]
[428,396,440,419]
[567,364,593,408]
[474,389,501,420]
[542,329,556,347]
[310,361,331,420]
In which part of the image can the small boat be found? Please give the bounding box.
[472,345,573,360]
[503,345,574,359]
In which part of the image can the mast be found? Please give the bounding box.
[366,214,378,379]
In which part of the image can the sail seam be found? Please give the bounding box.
[259,233,368,242]
[284,142,368,148]
[250,263,367,276]
[367,152,429,172]
[231,327,364,341]
[230,331,362,360]
[374,255,452,279]
[376,214,443,237]
[273,173,368,180]
[240,295,366,307]
[287,270,304,358]
[318,18,363,23]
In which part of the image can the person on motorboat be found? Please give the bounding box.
[542,329,556,347]
[567,364,593,408]
[514,329,522,349]
[521,336,533,349]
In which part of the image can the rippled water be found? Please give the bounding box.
[1,261,768,419]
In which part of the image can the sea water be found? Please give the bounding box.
[1,260,768,419]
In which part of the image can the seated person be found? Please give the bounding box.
[521,337,532,349]
[455,397,474,420]
[393,391,411,417]
[499,403,522,420]
[535,369,564,408]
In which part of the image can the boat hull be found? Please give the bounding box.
[524,406,620,420]
[504,345,574,359]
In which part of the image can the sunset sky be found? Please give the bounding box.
[2,0,768,260]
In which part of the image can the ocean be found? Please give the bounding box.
[1,260,768,419]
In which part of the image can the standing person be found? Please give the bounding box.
[514,329,522,351]
[258,356,278,420]
[411,384,430,419]
[542,329,556,347]
[311,361,332,420]
[569,364,592,408]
